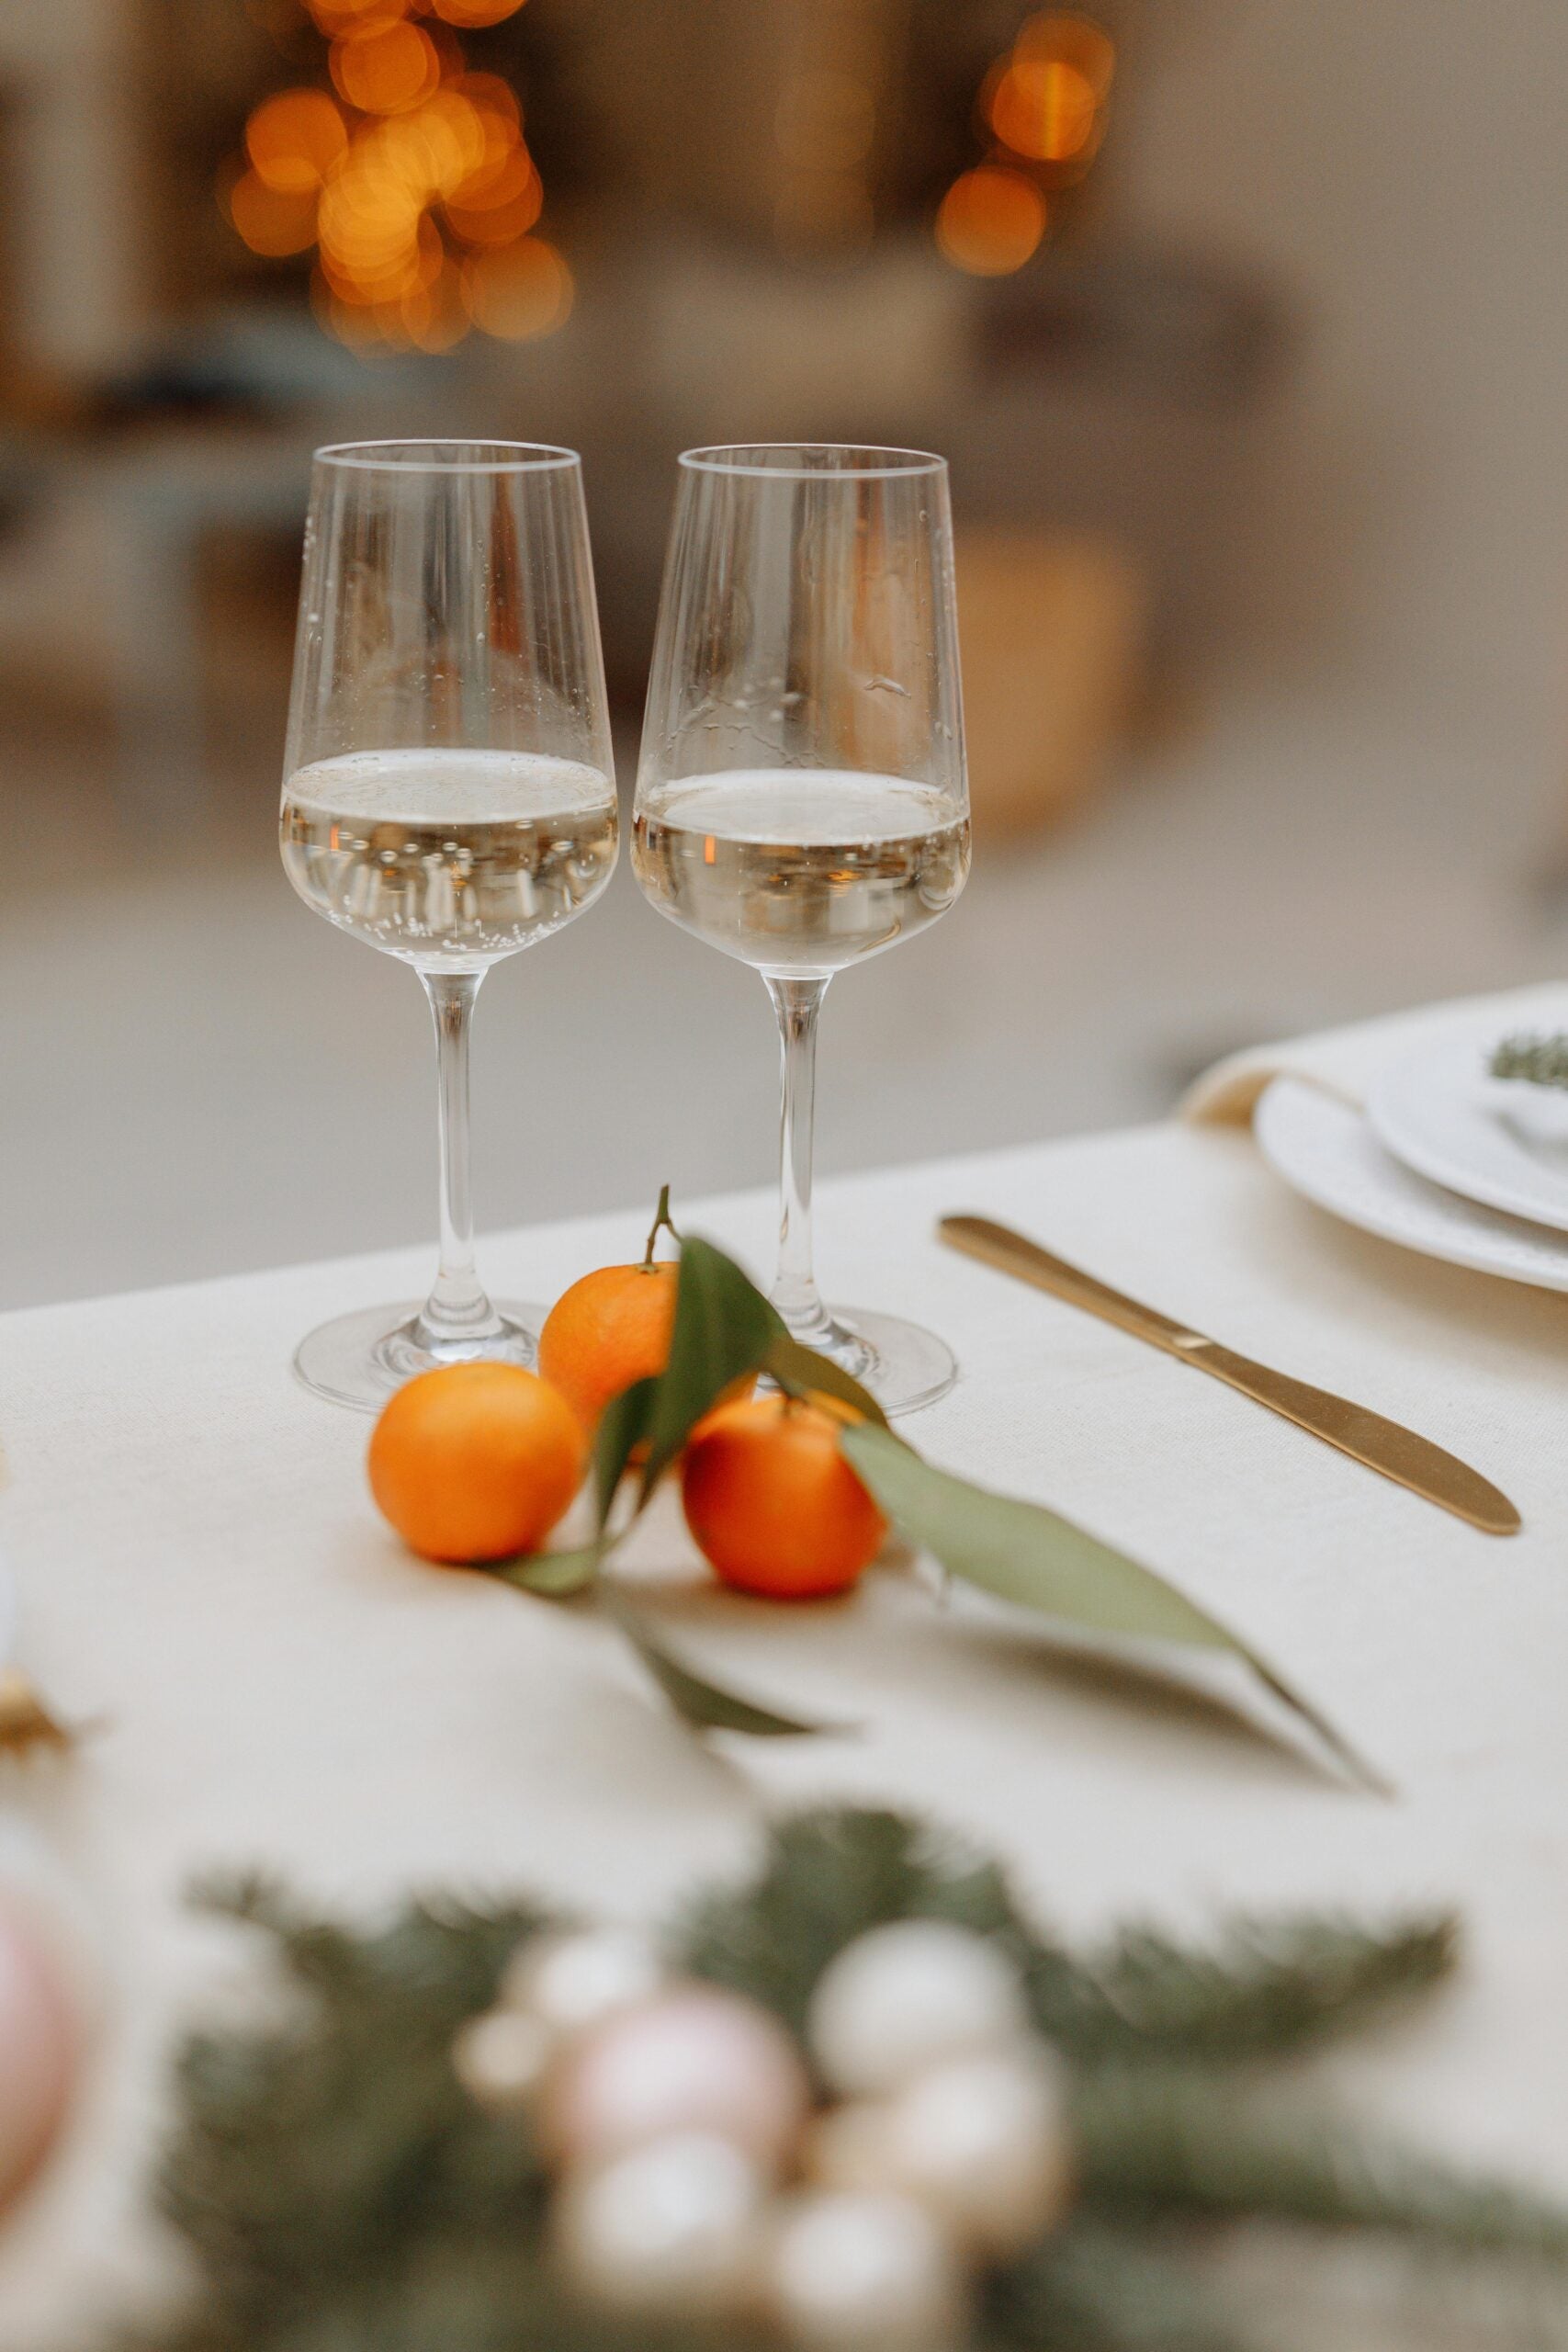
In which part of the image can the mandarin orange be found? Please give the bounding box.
[368,1361,585,1564]
[537,1257,680,1437]
[680,1394,887,1600]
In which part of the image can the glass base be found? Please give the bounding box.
[293,1298,547,1413]
[786,1305,957,1418]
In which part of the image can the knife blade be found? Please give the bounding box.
[938,1214,1521,1536]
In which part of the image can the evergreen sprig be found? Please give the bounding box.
[104,1808,1561,2352]
[1489,1032,1568,1088]
[675,1809,1457,2067]
[1027,1907,1459,2063]
[1072,2064,1568,2251]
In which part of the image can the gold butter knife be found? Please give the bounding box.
[939,1214,1521,1536]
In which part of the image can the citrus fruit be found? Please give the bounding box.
[368,1361,586,1564]
[538,1185,754,1442]
[680,1394,887,1600]
[538,1257,680,1436]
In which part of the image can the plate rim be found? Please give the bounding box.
[1367,1030,1568,1235]
[1255,1073,1568,1295]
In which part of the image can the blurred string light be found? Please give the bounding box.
[220,0,571,355]
[937,8,1114,277]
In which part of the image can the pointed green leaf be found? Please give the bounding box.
[637,1235,781,1494]
[840,1424,1389,1795]
[764,1331,891,1430]
[842,1423,1234,1650]
[487,1545,603,1598]
[603,1592,844,1739]
[592,1375,660,1525]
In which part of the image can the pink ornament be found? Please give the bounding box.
[541,1984,808,2175]
[0,1898,78,2217]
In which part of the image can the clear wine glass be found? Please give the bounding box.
[633,445,970,1414]
[280,440,617,1410]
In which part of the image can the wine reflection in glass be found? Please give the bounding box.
[280,440,617,1410]
[633,445,970,1414]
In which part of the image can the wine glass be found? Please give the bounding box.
[280,439,617,1410]
[633,445,969,1414]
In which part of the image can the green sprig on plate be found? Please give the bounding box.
[1490,1033,1568,1088]
[477,1222,1385,1793]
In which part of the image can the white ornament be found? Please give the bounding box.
[808,1920,1030,2098]
[450,2007,552,2110]
[882,2049,1071,2254]
[767,2189,966,2350]
[553,2130,764,2316]
[0,1898,79,2214]
[500,1928,665,2041]
[540,1982,809,2172]
[801,2098,897,2195]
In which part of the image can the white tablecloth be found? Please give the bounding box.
[3,1122,1568,2339]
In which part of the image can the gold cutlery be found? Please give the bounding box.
[0,1668,75,1758]
[939,1214,1521,1536]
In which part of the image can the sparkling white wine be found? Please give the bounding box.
[281,749,618,970]
[632,770,970,975]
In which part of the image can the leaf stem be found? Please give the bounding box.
[642,1182,680,1269]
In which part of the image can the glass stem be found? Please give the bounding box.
[414,969,500,1347]
[765,973,835,1345]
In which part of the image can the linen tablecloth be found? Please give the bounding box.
[3,1097,1568,2338]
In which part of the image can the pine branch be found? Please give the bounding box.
[156,1882,559,2337]
[97,1815,1568,2352]
[674,1811,1458,2067]
[1027,1909,1459,2064]
[1073,2066,1568,2256]
[986,2221,1247,2352]
[1490,1033,1568,1088]
[674,1807,1032,2044]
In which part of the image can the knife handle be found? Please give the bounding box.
[939,1216,1203,1354]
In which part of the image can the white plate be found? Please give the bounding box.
[1368,1029,1568,1234]
[1255,1074,1568,1293]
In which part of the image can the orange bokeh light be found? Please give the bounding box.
[459,113,527,194]
[228,168,321,256]
[445,145,541,242]
[221,5,563,356]
[320,210,445,306]
[307,0,410,32]
[246,88,349,194]
[330,20,441,115]
[936,164,1046,276]
[1013,10,1116,97]
[989,57,1099,164]
[461,235,571,339]
[430,0,528,25]
[400,259,470,351]
[318,150,425,281]
[446,71,522,129]
[357,100,481,205]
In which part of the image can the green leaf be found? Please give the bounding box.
[602,1591,843,1739]
[842,1422,1234,1649]
[840,1424,1389,1795]
[479,1238,851,1746]
[764,1329,891,1430]
[592,1375,660,1524]
[491,1546,603,1599]
[637,1234,781,1494]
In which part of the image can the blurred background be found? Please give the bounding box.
[2,0,1566,1308]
